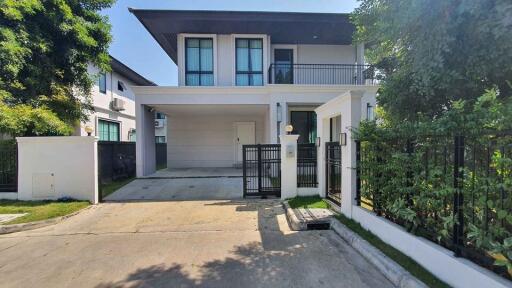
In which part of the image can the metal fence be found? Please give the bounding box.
[98,141,136,185]
[155,143,167,169]
[268,64,377,85]
[243,144,281,198]
[0,143,17,192]
[297,143,317,187]
[356,133,512,278]
[326,142,342,205]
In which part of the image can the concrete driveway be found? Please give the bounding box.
[105,168,243,201]
[0,200,393,288]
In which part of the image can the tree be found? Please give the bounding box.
[352,0,512,122]
[0,0,115,136]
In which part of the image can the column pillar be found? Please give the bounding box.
[340,91,363,217]
[280,134,299,200]
[136,104,156,177]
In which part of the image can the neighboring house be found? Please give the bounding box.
[76,56,157,142]
[129,10,378,176]
[154,112,167,143]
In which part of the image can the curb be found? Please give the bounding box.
[282,201,306,230]
[330,219,428,288]
[0,205,93,235]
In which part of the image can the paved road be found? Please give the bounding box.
[0,200,393,288]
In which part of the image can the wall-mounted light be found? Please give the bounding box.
[85,125,94,136]
[339,133,347,146]
[285,124,294,135]
[277,103,282,122]
[316,137,321,147]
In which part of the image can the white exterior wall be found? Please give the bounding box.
[77,65,139,141]
[166,112,267,168]
[16,137,98,204]
[296,44,357,64]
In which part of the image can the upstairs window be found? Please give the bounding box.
[155,112,165,119]
[99,72,106,94]
[185,38,213,86]
[117,80,126,92]
[236,39,263,86]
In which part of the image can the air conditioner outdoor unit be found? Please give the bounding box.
[112,98,126,111]
[154,119,164,128]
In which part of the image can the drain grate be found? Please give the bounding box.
[306,222,331,230]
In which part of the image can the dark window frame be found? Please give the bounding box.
[98,119,120,142]
[274,48,294,84]
[290,111,317,144]
[235,38,264,86]
[155,136,166,143]
[185,38,214,86]
[99,72,106,94]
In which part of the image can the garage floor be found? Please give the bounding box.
[105,167,243,201]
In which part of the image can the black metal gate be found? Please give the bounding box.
[0,144,17,192]
[326,142,341,205]
[297,143,317,187]
[243,144,281,197]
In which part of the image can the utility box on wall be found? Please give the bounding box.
[17,136,99,204]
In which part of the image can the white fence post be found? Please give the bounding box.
[280,134,299,199]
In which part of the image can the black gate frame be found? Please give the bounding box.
[325,142,341,205]
[242,144,281,198]
[0,144,17,192]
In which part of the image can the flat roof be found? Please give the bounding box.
[110,56,156,86]
[129,9,355,64]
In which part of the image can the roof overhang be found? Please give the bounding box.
[110,56,156,86]
[129,9,355,64]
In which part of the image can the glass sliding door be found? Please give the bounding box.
[185,38,213,86]
[236,39,263,86]
[274,49,293,84]
[290,111,317,144]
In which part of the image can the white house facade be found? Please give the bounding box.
[130,10,378,176]
[76,56,160,142]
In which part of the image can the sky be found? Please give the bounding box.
[103,0,360,86]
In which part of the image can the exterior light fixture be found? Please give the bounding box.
[339,133,347,146]
[285,124,294,135]
[277,103,282,122]
[316,137,321,147]
[85,125,94,136]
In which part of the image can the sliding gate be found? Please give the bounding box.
[242,144,281,198]
[326,142,341,205]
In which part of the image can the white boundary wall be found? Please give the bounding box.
[352,207,512,288]
[17,137,98,204]
[312,92,512,288]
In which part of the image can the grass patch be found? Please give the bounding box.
[0,200,90,225]
[288,196,329,209]
[334,213,450,288]
[156,163,167,171]
[100,177,135,198]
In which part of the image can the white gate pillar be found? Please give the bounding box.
[315,90,363,217]
[339,91,363,217]
[280,134,299,199]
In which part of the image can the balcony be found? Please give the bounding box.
[268,64,376,85]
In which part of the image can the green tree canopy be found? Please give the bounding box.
[352,0,512,122]
[0,0,114,136]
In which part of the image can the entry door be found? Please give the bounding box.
[235,122,256,163]
[274,49,293,84]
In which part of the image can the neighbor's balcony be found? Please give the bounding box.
[267,63,377,85]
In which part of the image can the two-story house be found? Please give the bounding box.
[76,56,159,142]
[130,10,378,176]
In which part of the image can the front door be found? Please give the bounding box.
[235,122,255,163]
[274,49,293,84]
